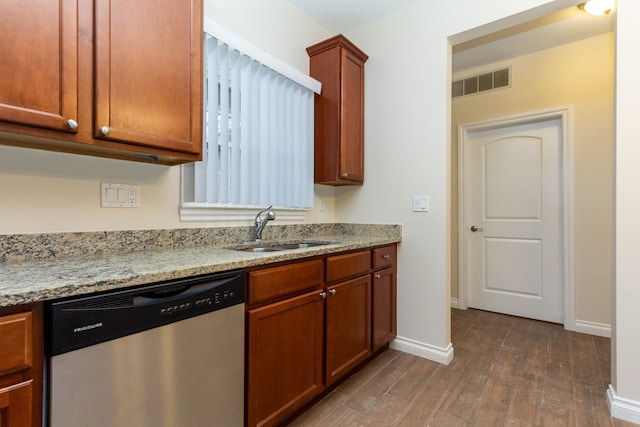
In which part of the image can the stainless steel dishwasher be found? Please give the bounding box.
[44,270,245,427]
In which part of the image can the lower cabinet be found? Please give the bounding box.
[247,290,324,427]
[371,245,397,352]
[326,274,371,386]
[0,381,33,427]
[246,245,396,427]
[0,304,43,427]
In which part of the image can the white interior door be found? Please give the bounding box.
[463,118,563,323]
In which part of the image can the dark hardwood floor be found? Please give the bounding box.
[290,308,638,426]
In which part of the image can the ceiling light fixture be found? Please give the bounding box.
[578,0,615,16]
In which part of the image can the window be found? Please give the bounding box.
[181,19,321,222]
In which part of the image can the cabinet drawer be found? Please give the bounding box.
[0,311,33,376]
[372,245,396,270]
[248,259,323,305]
[326,250,371,283]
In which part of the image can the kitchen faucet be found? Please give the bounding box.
[254,205,276,240]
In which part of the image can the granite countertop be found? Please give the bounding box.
[0,224,401,307]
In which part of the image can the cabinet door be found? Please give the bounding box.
[94,0,202,154]
[247,290,325,427]
[0,312,32,376]
[338,48,365,183]
[0,380,33,427]
[0,0,78,133]
[326,275,371,386]
[372,267,396,352]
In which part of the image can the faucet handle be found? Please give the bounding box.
[255,205,273,224]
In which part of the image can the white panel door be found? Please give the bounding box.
[464,119,563,323]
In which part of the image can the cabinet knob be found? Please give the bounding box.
[383,254,390,259]
[320,291,327,299]
[374,274,382,279]
[341,172,348,179]
[328,289,336,296]
[67,119,79,130]
[100,126,111,136]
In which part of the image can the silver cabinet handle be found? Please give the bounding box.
[67,119,78,130]
[374,274,382,279]
[328,289,336,296]
[383,254,390,259]
[341,172,348,178]
[320,291,327,299]
[101,126,111,136]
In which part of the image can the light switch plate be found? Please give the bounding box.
[413,195,429,212]
[101,183,140,208]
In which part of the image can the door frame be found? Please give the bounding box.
[457,107,575,330]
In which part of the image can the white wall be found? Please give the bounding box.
[611,0,640,417]
[0,0,333,235]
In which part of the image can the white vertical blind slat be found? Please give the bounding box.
[239,55,252,205]
[219,44,230,203]
[230,49,241,205]
[205,37,219,203]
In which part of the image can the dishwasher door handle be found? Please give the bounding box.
[133,276,236,307]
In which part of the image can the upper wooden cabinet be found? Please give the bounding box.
[307,35,368,185]
[94,0,202,154]
[0,0,203,165]
[0,0,78,133]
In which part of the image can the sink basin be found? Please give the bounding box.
[270,241,332,250]
[231,240,334,253]
[242,247,284,253]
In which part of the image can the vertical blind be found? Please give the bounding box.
[182,34,315,209]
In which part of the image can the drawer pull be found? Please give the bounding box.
[320,291,327,299]
[374,274,382,279]
[328,289,336,296]
[383,254,390,259]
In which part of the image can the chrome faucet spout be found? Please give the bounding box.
[255,205,276,240]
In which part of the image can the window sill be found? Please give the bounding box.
[179,204,307,222]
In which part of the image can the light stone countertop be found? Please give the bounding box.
[0,224,401,307]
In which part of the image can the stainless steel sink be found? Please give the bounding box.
[231,240,334,253]
[242,247,284,253]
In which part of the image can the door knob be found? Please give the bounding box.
[470,225,483,232]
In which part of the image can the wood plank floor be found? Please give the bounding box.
[290,308,638,426]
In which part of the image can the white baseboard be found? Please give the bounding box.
[450,297,461,309]
[574,319,611,338]
[608,385,640,424]
[390,336,454,365]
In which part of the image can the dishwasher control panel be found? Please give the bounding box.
[44,270,245,356]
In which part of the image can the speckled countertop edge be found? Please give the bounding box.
[0,224,401,307]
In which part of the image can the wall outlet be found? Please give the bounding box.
[101,183,140,208]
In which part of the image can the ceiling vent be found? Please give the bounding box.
[452,67,510,98]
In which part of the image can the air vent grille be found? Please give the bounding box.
[452,67,510,98]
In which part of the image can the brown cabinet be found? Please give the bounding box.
[0,0,202,165]
[0,0,78,134]
[325,275,371,386]
[246,246,396,426]
[0,304,43,427]
[371,245,397,351]
[246,261,324,427]
[325,250,372,386]
[307,35,368,185]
